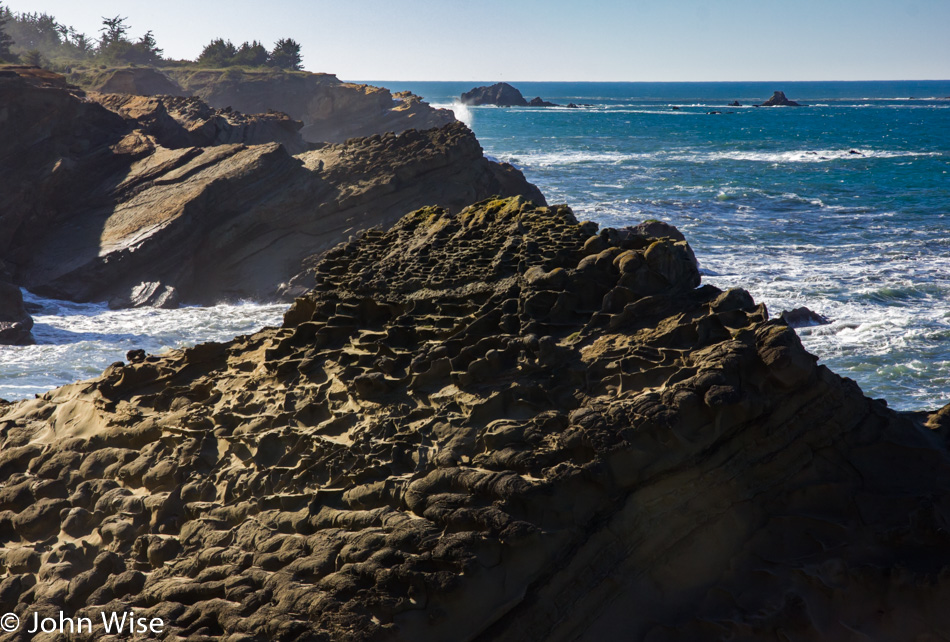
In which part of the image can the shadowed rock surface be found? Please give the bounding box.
[1,197,949,640]
[0,279,33,346]
[96,67,186,96]
[0,68,542,308]
[460,83,529,107]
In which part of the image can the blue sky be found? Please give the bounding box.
[5,0,949,81]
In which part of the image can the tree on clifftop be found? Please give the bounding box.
[0,5,15,61]
[269,38,302,70]
[197,38,237,67]
[96,16,162,65]
[234,40,268,67]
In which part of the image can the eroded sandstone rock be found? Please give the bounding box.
[1,197,948,640]
[169,69,456,144]
[0,68,542,308]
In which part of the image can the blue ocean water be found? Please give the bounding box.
[374,80,950,411]
[1,81,947,412]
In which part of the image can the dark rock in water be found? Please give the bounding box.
[629,219,687,242]
[0,68,545,309]
[528,96,558,107]
[3,196,950,640]
[460,82,528,106]
[0,279,34,345]
[707,110,722,114]
[730,100,742,106]
[759,90,802,106]
[780,306,831,327]
[849,149,864,155]
[671,105,680,110]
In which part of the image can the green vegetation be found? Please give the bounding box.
[0,5,304,72]
[196,37,302,70]
[0,3,16,61]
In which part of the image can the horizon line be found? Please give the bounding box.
[349,78,950,84]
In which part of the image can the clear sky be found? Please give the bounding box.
[4,0,949,81]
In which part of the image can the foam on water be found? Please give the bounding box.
[0,291,286,401]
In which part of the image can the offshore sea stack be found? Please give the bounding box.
[759,90,802,107]
[460,82,529,107]
[2,197,950,640]
[0,67,542,308]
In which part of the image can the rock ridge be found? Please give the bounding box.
[0,68,543,308]
[1,197,949,639]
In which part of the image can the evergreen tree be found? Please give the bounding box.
[234,40,268,67]
[197,38,237,67]
[97,15,132,61]
[269,38,302,70]
[0,5,14,61]
[99,15,127,48]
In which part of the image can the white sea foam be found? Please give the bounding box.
[0,291,286,401]
[432,101,473,127]
[500,148,942,168]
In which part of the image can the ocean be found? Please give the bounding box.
[2,81,948,411]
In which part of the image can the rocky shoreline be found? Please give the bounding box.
[0,66,541,320]
[1,195,950,639]
[2,62,950,641]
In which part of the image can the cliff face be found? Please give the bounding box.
[1,197,948,640]
[0,68,542,308]
[90,93,309,154]
[163,68,455,144]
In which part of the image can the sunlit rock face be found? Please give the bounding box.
[2,197,949,640]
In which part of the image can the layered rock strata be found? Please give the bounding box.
[0,68,541,307]
[165,69,455,144]
[1,197,949,640]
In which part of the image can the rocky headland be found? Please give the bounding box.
[1,196,949,640]
[77,66,455,144]
[0,66,542,312]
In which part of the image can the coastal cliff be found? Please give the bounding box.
[0,67,542,308]
[1,197,949,640]
[79,66,456,144]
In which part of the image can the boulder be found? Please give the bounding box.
[780,306,831,327]
[460,82,528,107]
[2,197,950,640]
[759,90,802,106]
[0,279,33,345]
[528,96,558,107]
